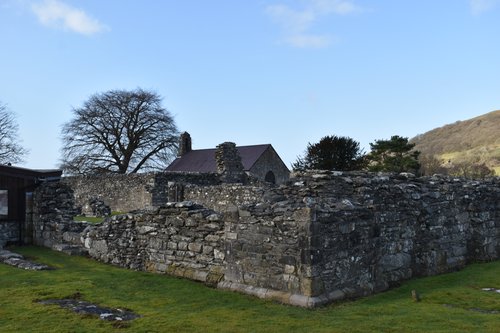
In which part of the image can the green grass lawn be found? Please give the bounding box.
[1,246,499,333]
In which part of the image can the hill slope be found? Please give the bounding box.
[411,110,500,173]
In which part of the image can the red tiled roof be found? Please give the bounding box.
[166,144,271,172]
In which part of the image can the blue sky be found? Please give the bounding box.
[1,0,500,169]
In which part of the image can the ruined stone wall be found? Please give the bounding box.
[218,187,315,306]
[32,171,500,307]
[32,182,226,284]
[186,171,500,306]
[82,202,226,284]
[298,171,500,305]
[63,173,155,213]
[63,172,221,213]
[32,182,88,253]
[0,221,18,247]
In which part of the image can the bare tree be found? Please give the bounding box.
[61,89,178,174]
[419,155,447,176]
[448,161,495,179]
[0,102,28,165]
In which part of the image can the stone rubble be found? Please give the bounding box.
[38,298,140,321]
[81,198,111,217]
[482,288,500,293]
[0,249,51,270]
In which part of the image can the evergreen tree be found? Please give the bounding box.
[293,135,365,171]
[367,135,420,173]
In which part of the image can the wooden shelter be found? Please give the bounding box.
[0,164,61,246]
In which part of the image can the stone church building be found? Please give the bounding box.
[166,132,290,184]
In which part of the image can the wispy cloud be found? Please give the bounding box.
[286,34,331,48]
[309,0,359,15]
[469,0,500,14]
[266,0,360,48]
[31,0,107,35]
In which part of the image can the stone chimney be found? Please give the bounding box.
[215,142,246,183]
[178,132,192,157]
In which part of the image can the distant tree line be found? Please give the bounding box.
[293,134,495,179]
[0,89,496,180]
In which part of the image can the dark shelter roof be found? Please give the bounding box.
[0,164,62,180]
[166,144,272,173]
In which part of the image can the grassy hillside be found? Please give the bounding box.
[411,110,500,172]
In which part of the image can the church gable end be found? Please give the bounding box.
[248,146,290,184]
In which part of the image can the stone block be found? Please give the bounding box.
[298,276,326,297]
[185,218,197,227]
[226,232,238,240]
[206,267,224,285]
[238,209,251,217]
[289,294,310,307]
[92,239,108,254]
[138,225,156,234]
[214,249,225,260]
[188,242,203,253]
[205,235,220,242]
[379,253,411,272]
[191,270,209,282]
[205,223,221,230]
[207,214,221,222]
[203,245,214,255]
[167,241,178,250]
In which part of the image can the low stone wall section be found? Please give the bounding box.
[33,182,226,284]
[83,202,225,284]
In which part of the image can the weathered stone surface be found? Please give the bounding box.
[32,182,88,253]
[31,170,500,308]
[63,172,221,213]
[215,142,246,184]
